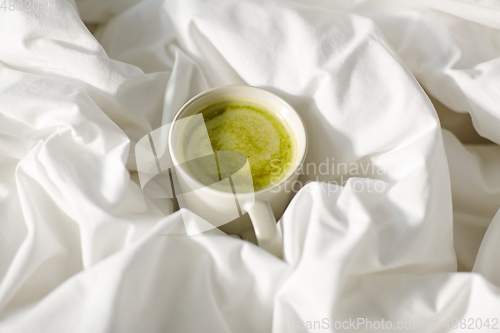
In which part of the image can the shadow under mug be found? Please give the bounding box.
[168,86,307,258]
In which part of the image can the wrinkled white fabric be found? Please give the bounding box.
[1,0,500,332]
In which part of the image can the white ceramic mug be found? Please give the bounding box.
[168,86,307,258]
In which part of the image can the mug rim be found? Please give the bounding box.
[168,85,308,197]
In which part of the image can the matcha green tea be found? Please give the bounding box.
[184,100,297,192]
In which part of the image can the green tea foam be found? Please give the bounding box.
[189,100,297,192]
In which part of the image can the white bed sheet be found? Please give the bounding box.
[1,0,500,332]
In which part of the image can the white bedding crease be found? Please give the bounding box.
[0,0,500,332]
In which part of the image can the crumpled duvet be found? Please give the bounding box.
[1,0,500,332]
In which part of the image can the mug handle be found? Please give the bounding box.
[245,201,283,258]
